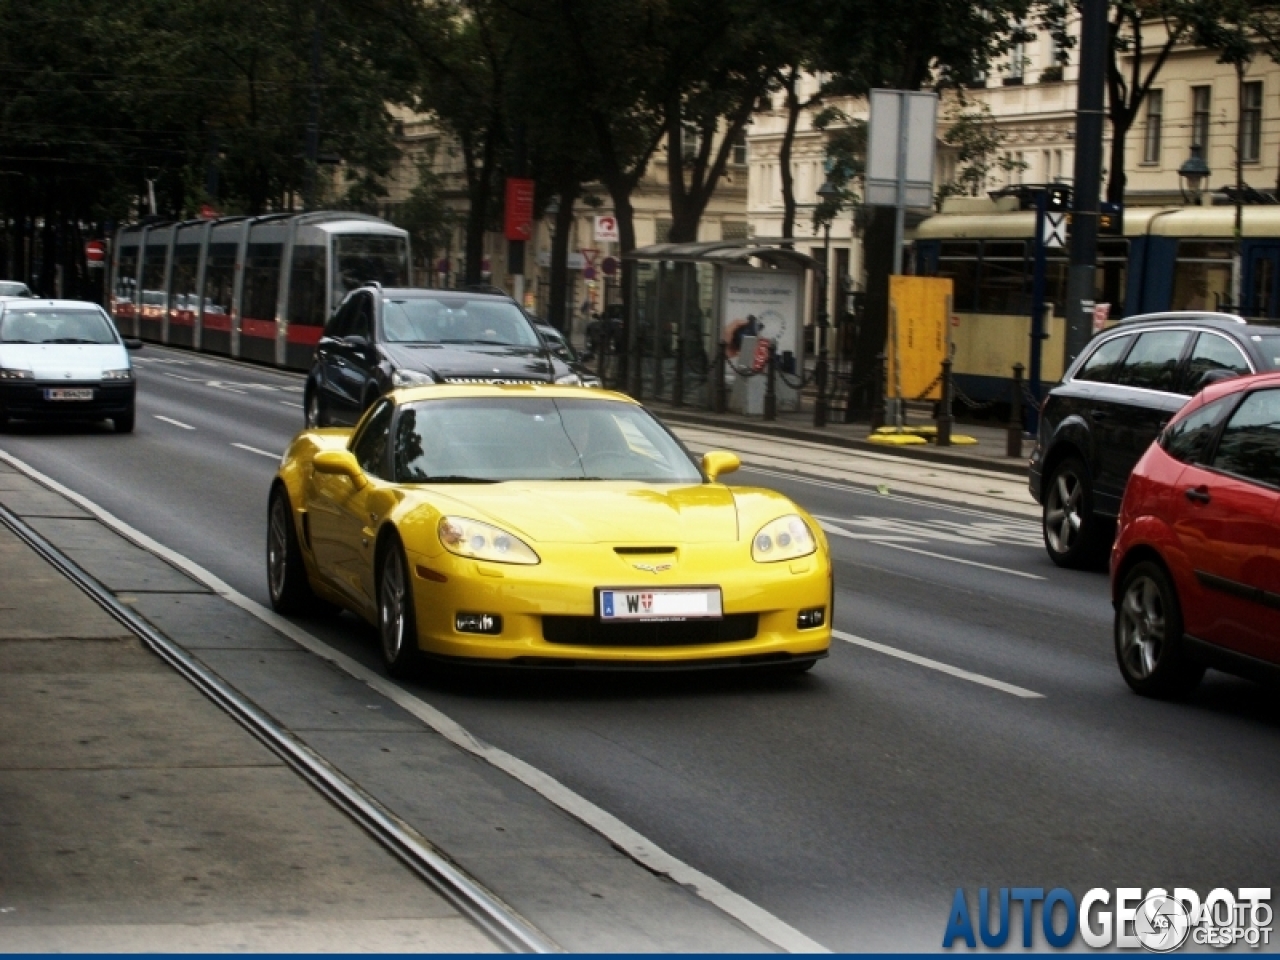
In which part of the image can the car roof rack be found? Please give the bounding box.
[1117,310,1247,325]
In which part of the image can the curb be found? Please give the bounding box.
[651,407,1031,478]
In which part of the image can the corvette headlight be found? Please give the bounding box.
[554,372,583,386]
[752,514,816,563]
[0,368,32,380]
[438,516,539,565]
[392,368,435,388]
[102,368,133,381]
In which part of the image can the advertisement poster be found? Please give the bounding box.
[720,269,802,361]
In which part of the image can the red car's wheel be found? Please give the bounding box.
[1115,561,1204,698]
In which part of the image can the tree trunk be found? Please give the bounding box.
[846,207,895,419]
[780,68,801,242]
[548,182,579,331]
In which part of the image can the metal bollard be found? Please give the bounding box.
[1007,362,1025,458]
[712,343,726,413]
[869,352,887,432]
[763,342,777,422]
[672,336,685,408]
[813,350,829,428]
[936,356,954,447]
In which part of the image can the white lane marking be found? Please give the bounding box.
[279,401,303,409]
[230,443,279,460]
[0,450,829,955]
[833,629,1044,699]
[814,513,1041,548]
[737,464,1039,524]
[153,415,195,430]
[872,541,1046,581]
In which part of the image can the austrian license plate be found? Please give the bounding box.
[598,587,723,622]
[44,388,94,401]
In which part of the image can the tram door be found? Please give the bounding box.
[1245,245,1280,320]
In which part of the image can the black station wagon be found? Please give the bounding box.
[1029,312,1280,568]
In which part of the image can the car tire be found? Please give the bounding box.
[1114,561,1204,698]
[378,536,426,680]
[1042,457,1105,569]
[114,406,135,434]
[304,383,328,428]
[266,484,327,615]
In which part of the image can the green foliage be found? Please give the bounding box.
[811,106,866,229]
[935,102,1028,206]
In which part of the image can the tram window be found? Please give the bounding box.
[171,243,200,306]
[114,243,139,302]
[203,242,238,316]
[244,242,282,323]
[333,234,408,305]
[1075,333,1133,382]
[1171,261,1232,312]
[1114,330,1191,392]
[288,245,326,330]
[140,240,168,304]
[937,242,978,311]
[976,255,1028,314]
[1185,332,1252,391]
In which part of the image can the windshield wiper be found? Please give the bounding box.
[412,475,499,484]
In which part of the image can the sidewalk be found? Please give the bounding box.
[643,399,1033,478]
[0,477,493,952]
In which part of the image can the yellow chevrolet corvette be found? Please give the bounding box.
[266,385,832,677]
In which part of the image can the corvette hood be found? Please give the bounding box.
[427,482,740,544]
[380,343,555,382]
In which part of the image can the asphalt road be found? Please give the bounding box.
[4,346,1279,951]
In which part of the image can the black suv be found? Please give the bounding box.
[1030,312,1280,567]
[305,286,579,427]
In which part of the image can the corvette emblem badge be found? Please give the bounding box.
[632,563,672,574]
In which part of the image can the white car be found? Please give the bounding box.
[0,299,141,432]
[0,281,35,298]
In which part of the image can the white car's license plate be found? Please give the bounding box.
[44,388,94,401]
[598,587,723,621]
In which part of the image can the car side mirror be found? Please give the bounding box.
[124,338,143,351]
[313,449,367,489]
[702,450,740,482]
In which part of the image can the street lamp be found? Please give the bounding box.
[1178,144,1211,205]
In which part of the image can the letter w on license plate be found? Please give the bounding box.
[598,587,723,621]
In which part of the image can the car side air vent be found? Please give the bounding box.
[614,546,677,555]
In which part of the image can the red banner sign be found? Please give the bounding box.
[504,178,535,241]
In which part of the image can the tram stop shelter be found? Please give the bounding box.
[622,240,821,414]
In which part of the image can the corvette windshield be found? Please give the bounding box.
[393,397,703,483]
[382,297,540,348]
[0,308,118,344]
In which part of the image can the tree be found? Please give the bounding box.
[935,101,1028,205]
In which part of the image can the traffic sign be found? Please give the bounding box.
[594,215,619,243]
[1042,212,1067,249]
[601,256,618,277]
[85,239,106,267]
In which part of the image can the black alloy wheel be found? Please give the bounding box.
[1042,457,1105,568]
[378,537,425,679]
[267,485,324,614]
[1114,560,1204,698]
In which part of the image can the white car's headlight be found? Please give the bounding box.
[438,516,540,565]
[102,368,133,381]
[752,514,816,563]
[0,368,33,380]
[392,368,434,388]
[554,372,583,386]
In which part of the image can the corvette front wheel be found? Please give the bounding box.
[379,538,425,680]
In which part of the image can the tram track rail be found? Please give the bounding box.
[0,500,560,954]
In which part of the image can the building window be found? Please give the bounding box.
[1143,89,1163,164]
[731,132,747,166]
[1005,37,1026,85]
[721,221,748,241]
[1241,81,1263,163]
[1192,85,1212,152]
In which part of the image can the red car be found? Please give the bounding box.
[1111,370,1280,697]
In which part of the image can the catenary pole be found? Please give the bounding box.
[1063,0,1107,366]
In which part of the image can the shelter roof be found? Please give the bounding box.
[625,239,819,271]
